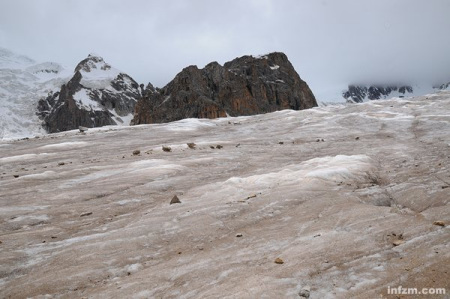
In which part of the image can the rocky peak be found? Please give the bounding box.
[74,54,112,73]
[37,55,141,133]
[132,52,317,125]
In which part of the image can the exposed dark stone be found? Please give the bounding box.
[80,212,93,217]
[432,82,450,90]
[170,195,181,205]
[131,52,317,125]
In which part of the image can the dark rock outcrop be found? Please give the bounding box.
[433,82,450,90]
[37,54,140,133]
[343,85,414,103]
[131,52,317,124]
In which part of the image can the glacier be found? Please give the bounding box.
[1,91,449,298]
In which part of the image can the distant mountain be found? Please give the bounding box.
[132,52,317,125]
[5,47,447,139]
[343,85,414,103]
[0,48,141,139]
[38,54,141,133]
[2,49,316,139]
[433,82,450,90]
[342,83,449,103]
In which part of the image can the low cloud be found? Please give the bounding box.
[1,0,449,94]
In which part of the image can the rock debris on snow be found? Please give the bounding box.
[170,195,181,205]
[433,221,445,227]
[80,212,93,217]
[298,285,311,298]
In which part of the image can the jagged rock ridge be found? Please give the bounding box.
[343,85,414,103]
[37,54,140,133]
[433,82,450,90]
[131,52,317,124]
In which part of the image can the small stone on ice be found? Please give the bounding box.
[433,221,445,227]
[274,258,284,264]
[236,233,243,237]
[132,150,140,155]
[298,285,311,298]
[79,126,88,133]
[170,195,181,205]
[393,239,405,246]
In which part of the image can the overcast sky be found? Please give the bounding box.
[1,0,449,100]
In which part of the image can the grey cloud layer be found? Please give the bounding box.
[1,0,449,92]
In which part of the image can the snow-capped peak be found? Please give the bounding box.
[73,54,122,89]
[88,52,102,58]
[252,54,269,60]
[75,54,112,73]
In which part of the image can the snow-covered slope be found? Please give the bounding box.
[0,47,35,69]
[0,48,72,140]
[1,91,449,298]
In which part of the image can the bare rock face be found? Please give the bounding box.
[131,52,317,124]
[37,54,140,133]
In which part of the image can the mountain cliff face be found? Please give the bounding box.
[131,52,317,124]
[342,85,414,103]
[37,54,140,133]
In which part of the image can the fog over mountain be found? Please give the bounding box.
[1,0,449,102]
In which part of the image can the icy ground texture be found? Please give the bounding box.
[1,92,449,298]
